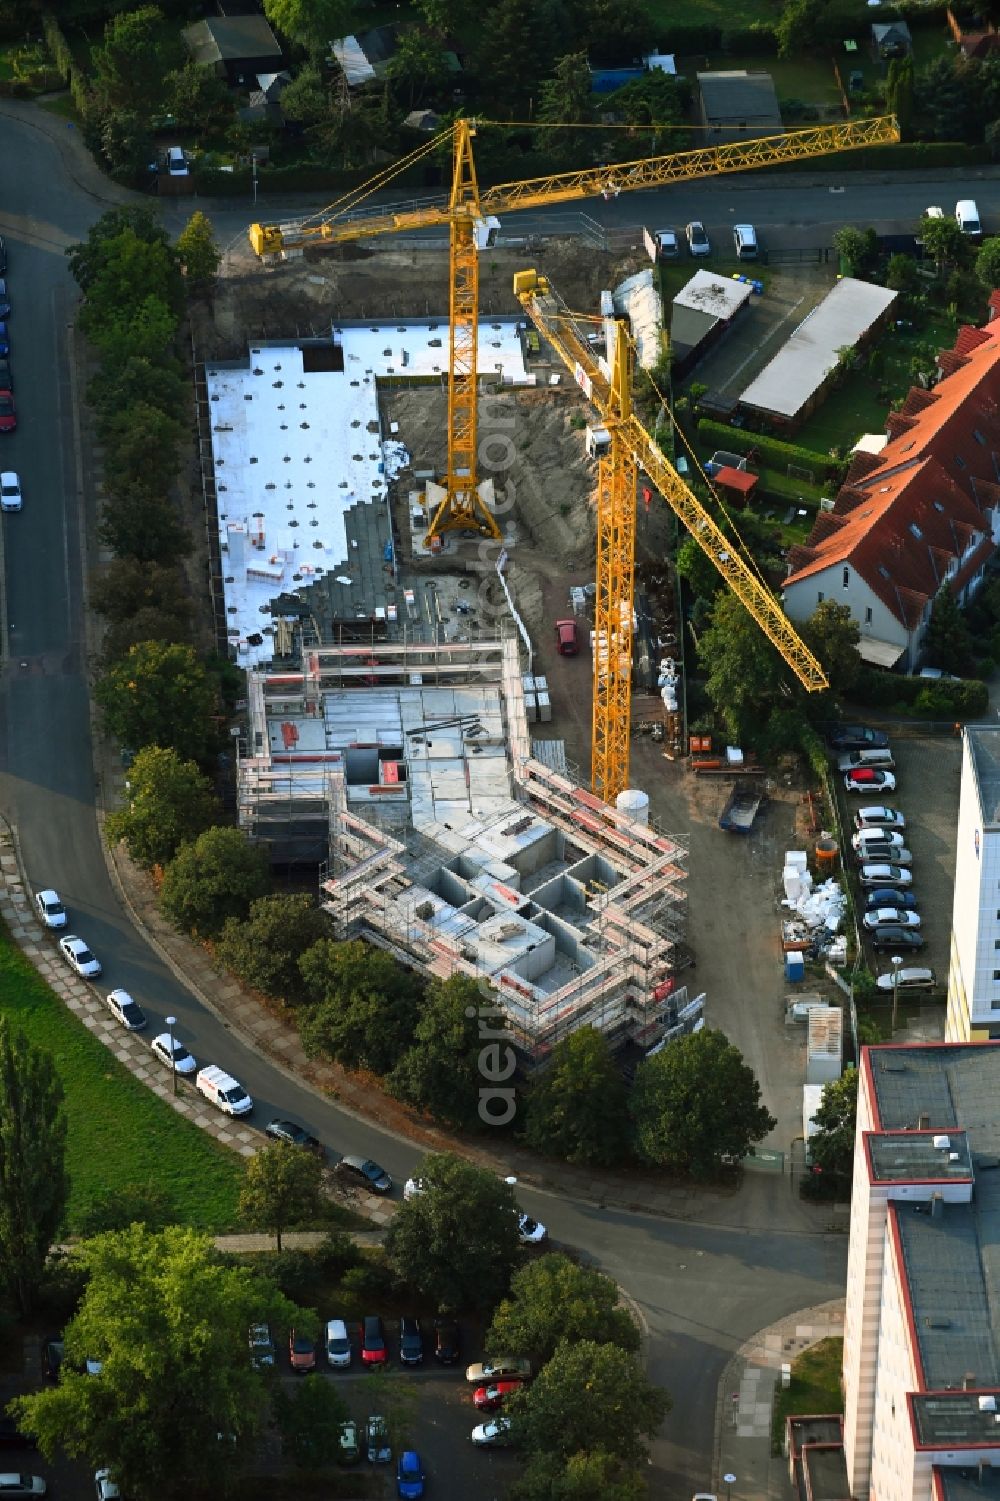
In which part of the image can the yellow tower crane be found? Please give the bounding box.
[248,115,899,549]
[513,270,830,800]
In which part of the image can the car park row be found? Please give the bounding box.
[829,724,937,994]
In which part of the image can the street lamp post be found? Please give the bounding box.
[724,1472,737,1501]
[166,1015,178,1096]
[891,956,903,1034]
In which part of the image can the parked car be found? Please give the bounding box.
[326,1318,352,1368]
[361,1315,387,1366]
[337,1154,391,1193]
[34,889,67,928]
[0,358,13,391]
[854,842,911,866]
[474,1378,525,1411]
[105,988,147,1031]
[844,768,896,794]
[518,1213,547,1244]
[166,145,189,176]
[264,1119,323,1157]
[58,934,102,978]
[554,618,579,655]
[0,324,11,358]
[41,1338,63,1382]
[396,1450,425,1499]
[366,1414,392,1464]
[466,1356,532,1383]
[150,1032,197,1075]
[859,863,913,888]
[653,227,680,259]
[399,1316,423,1365]
[471,1418,513,1447]
[826,724,889,752]
[875,966,937,992]
[0,474,21,516]
[854,806,905,832]
[0,281,12,320]
[870,926,925,952]
[338,1419,361,1464]
[852,828,906,853]
[956,197,983,238]
[289,1330,316,1373]
[94,1469,120,1501]
[862,908,922,931]
[434,1316,460,1364]
[195,1064,252,1116]
[838,749,895,773]
[0,1480,46,1498]
[864,888,917,911]
[733,223,758,259]
[248,1323,275,1368]
[0,236,8,273]
[685,220,710,256]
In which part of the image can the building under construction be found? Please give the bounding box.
[237,635,695,1067]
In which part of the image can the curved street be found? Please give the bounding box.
[0,101,853,1494]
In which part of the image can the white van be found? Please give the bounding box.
[956,199,982,239]
[837,748,895,773]
[195,1064,252,1116]
[167,146,189,177]
[852,827,906,853]
[733,223,758,260]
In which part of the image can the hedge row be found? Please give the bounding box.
[194,162,376,196]
[854,667,989,717]
[771,142,992,175]
[696,419,835,477]
[658,2,946,50]
[41,10,92,120]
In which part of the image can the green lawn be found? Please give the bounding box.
[38,93,80,122]
[643,0,782,32]
[687,50,843,109]
[771,1336,844,1453]
[0,934,245,1232]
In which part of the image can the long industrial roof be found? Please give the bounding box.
[967,724,1000,828]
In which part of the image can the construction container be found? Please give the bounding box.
[806,1007,843,1085]
[536,691,552,723]
[785,951,805,984]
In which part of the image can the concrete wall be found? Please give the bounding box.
[843,1062,885,1498]
[947,734,1000,1040]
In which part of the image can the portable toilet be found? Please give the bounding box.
[785,951,806,984]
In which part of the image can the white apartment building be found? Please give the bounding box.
[947,727,1000,1042]
[840,1041,1000,1501]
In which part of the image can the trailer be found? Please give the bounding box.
[719,781,765,834]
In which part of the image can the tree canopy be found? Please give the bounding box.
[96,641,219,764]
[523,1026,629,1165]
[175,211,222,290]
[922,585,975,675]
[91,5,175,115]
[385,1152,521,1312]
[273,1375,349,1469]
[629,1027,775,1177]
[160,826,272,937]
[13,1225,303,1501]
[976,236,1000,289]
[216,894,328,1005]
[263,0,354,52]
[508,1338,670,1464]
[105,745,218,868]
[808,1066,858,1184]
[389,973,510,1128]
[0,1020,68,1312]
[238,1139,325,1251]
[299,938,422,1074]
[487,1253,640,1367]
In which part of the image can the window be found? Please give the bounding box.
[975,429,987,445]
[992,999,1000,1011]
[909,522,923,540]
[878,565,890,580]
[933,500,945,512]
[993,938,1000,949]
[993,970,1000,980]
[956,454,967,468]
[842,566,850,588]
[817,591,824,603]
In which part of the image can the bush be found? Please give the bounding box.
[41,13,73,82]
[852,667,988,717]
[339,1256,395,1306]
[696,419,834,478]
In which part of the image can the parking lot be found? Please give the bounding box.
[837,729,961,1014]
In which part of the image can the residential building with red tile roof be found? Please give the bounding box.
[782,309,1000,671]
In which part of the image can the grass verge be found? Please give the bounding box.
[37,93,80,121]
[0,931,245,1231]
[770,1336,844,1453]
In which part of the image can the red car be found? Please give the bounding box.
[554,619,579,656]
[0,390,15,433]
[473,1378,525,1411]
[361,1314,387,1366]
[289,1330,316,1372]
[843,768,896,795]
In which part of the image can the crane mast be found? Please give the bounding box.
[514,270,828,796]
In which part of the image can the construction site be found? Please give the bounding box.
[203,116,898,1066]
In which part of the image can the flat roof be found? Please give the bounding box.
[674,269,754,320]
[800,1444,851,1501]
[941,1467,1000,1500]
[967,725,1000,827]
[205,320,528,665]
[867,1130,972,1183]
[739,278,898,419]
[912,1391,1000,1448]
[866,1044,1000,1390]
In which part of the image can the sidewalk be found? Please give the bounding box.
[714,1299,845,1501]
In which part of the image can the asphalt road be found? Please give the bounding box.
[0,103,851,1496]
